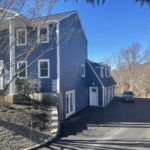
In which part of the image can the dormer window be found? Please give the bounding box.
[81,64,85,77]
[16,28,27,46]
[38,26,49,43]
[17,61,27,78]
[101,67,104,78]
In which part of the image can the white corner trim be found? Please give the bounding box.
[38,59,50,79]
[17,61,27,79]
[9,20,16,95]
[37,25,49,44]
[56,22,60,93]
[16,28,27,46]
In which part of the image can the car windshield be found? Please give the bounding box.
[123,91,133,95]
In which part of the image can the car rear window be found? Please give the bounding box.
[123,91,133,95]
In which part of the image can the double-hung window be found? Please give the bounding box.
[38,26,49,43]
[38,59,50,78]
[81,64,85,77]
[16,28,27,46]
[17,61,27,78]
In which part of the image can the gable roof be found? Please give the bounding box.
[87,60,116,87]
[0,7,19,20]
[33,10,77,22]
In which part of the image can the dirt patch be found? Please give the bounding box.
[0,97,56,150]
[0,98,52,132]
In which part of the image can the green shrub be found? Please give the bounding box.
[16,78,31,100]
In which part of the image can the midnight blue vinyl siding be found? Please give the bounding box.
[59,13,88,118]
[16,24,57,92]
[86,63,103,106]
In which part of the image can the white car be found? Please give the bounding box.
[121,91,135,102]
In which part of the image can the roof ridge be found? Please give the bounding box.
[50,10,77,16]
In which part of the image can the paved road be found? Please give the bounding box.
[39,98,150,150]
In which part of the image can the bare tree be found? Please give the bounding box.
[110,42,150,98]
[121,42,141,91]
[0,0,57,94]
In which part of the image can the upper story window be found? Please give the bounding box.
[38,59,50,78]
[16,28,27,46]
[38,26,49,43]
[100,67,104,78]
[81,64,85,77]
[17,61,27,78]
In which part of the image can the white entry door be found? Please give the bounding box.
[66,90,75,118]
[0,60,4,90]
[89,87,98,106]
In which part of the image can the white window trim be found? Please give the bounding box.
[81,64,85,77]
[101,67,104,78]
[16,28,27,46]
[37,25,49,44]
[66,90,76,118]
[17,61,27,79]
[38,59,50,79]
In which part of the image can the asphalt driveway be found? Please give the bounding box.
[40,98,150,150]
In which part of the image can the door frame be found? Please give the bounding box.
[89,86,98,106]
[66,90,76,118]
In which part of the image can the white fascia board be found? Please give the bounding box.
[87,61,104,88]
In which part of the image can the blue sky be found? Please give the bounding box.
[51,0,150,62]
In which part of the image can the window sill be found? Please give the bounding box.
[38,76,50,79]
[17,43,27,46]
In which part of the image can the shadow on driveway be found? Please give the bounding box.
[58,98,150,138]
[42,98,150,150]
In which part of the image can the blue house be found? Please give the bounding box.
[0,9,116,120]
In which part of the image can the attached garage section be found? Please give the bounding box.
[87,60,116,107]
